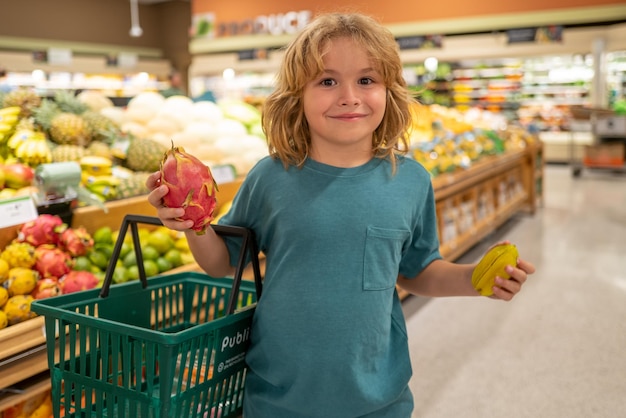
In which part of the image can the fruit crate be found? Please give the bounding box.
[31,215,263,418]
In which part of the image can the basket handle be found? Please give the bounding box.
[99,214,263,314]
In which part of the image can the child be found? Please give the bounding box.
[146,12,535,418]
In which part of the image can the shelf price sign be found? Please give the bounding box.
[0,195,39,228]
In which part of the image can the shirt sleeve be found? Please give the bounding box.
[398,179,442,279]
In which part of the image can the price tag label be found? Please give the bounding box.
[0,195,39,228]
[212,164,237,185]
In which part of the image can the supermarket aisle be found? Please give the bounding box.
[404,165,626,418]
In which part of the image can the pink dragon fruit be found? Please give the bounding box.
[18,214,64,247]
[31,277,63,299]
[160,143,218,234]
[34,244,73,278]
[61,270,99,294]
[59,226,94,257]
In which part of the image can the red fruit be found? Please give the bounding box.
[3,163,35,189]
[59,226,94,257]
[160,143,218,234]
[61,270,99,294]
[18,214,64,247]
[31,277,63,299]
[34,244,73,278]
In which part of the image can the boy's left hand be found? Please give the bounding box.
[490,257,535,301]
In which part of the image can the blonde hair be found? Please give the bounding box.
[262,12,414,169]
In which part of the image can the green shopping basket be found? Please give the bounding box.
[31,214,263,418]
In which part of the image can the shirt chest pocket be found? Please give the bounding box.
[363,226,410,291]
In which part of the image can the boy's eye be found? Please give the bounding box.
[359,77,374,85]
[320,78,336,86]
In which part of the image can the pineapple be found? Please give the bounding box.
[85,140,113,160]
[81,110,120,143]
[32,98,61,132]
[116,172,150,199]
[49,112,91,146]
[54,90,88,115]
[51,144,86,162]
[2,88,42,118]
[125,138,167,172]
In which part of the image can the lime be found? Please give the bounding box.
[123,251,137,268]
[89,250,110,270]
[95,243,114,259]
[163,249,183,268]
[147,230,175,255]
[73,256,92,272]
[174,238,190,253]
[155,257,173,273]
[143,260,159,278]
[120,242,132,259]
[126,265,140,281]
[141,245,160,261]
[112,266,129,284]
[93,226,113,245]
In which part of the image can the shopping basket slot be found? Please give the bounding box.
[31,214,263,418]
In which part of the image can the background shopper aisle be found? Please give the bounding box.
[403,165,626,418]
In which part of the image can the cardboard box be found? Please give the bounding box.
[583,142,625,168]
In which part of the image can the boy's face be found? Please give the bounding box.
[302,37,387,167]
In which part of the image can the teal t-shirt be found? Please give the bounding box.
[218,155,441,417]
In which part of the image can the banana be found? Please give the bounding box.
[0,106,21,117]
[85,183,117,199]
[0,114,18,126]
[79,155,113,176]
[82,174,121,187]
[7,129,36,150]
[471,243,518,296]
[15,137,52,166]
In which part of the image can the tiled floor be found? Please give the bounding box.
[403,164,626,418]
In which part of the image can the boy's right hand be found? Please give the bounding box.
[146,172,195,231]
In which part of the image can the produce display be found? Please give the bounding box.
[0,88,268,206]
[409,104,534,176]
[0,213,194,330]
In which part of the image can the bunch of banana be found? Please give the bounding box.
[471,243,519,296]
[14,131,52,166]
[79,155,119,201]
[0,106,21,141]
[82,174,121,201]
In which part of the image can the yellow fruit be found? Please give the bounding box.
[0,310,7,329]
[0,258,9,284]
[7,267,39,295]
[0,286,8,308]
[471,244,519,296]
[3,294,36,325]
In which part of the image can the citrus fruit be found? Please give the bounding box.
[73,256,92,272]
[120,242,132,259]
[143,260,159,278]
[156,257,173,273]
[147,230,175,254]
[93,226,113,245]
[88,250,109,270]
[123,251,137,268]
[95,243,114,259]
[126,265,140,281]
[112,266,130,284]
[141,245,160,261]
[164,249,183,268]
[174,238,190,253]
